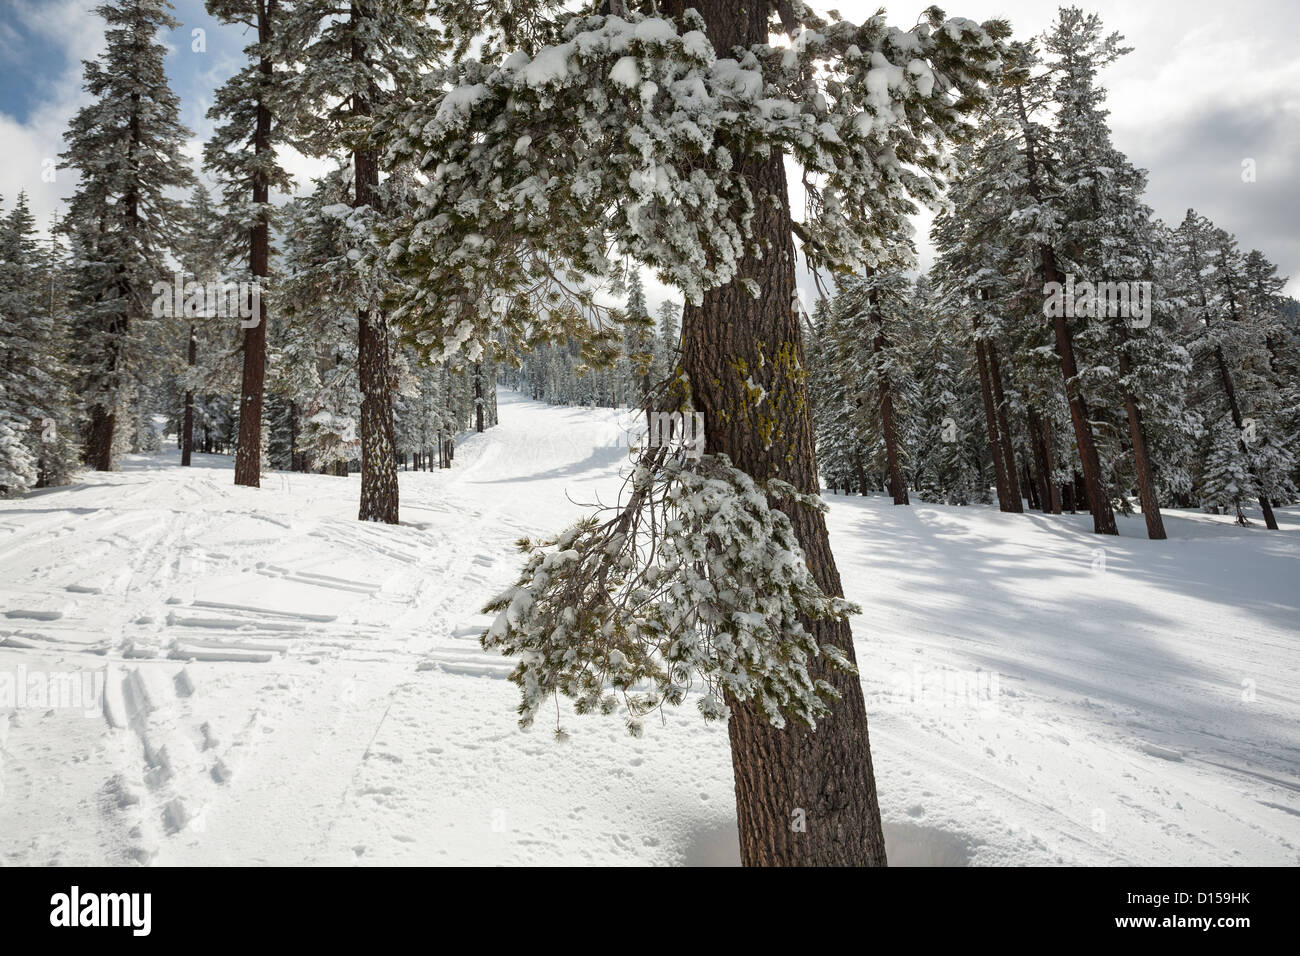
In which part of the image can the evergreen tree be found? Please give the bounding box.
[278,0,444,521]
[205,0,296,486]
[1043,7,1187,539]
[398,0,1007,866]
[0,194,81,492]
[1172,210,1290,527]
[58,0,195,470]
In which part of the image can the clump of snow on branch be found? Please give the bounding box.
[387,6,1007,361]
[482,448,860,737]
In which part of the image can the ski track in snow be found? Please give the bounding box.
[1,389,1297,866]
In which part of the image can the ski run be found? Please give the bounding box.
[2,391,1297,866]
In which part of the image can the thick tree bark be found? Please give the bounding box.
[352,5,399,523]
[182,323,196,466]
[233,3,274,488]
[878,377,908,505]
[357,303,399,518]
[671,0,886,868]
[88,403,117,471]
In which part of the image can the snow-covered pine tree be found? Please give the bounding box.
[651,299,681,391]
[909,275,987,505]
[0,194,81,492]
[1042,7,1192,539]
[1172,210,1289,527]
[1198,412,1257,521]
[395,0,1007,866]
[205,0,296,486]
[622,272,655,414]
[0,193,40,495]
[278,0,445,522]
[274,167,362,474]
[1000,40,1117,532]
[808,295,868,496]
[1241,251,1300,498]
[930,142,1028,514]
[824,264,919,505]
[58,0,195,471]
[169,184,238,467]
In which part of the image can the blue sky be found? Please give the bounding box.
[0,0,237,129]
[1,0,1297,299]
[0,0,332,236]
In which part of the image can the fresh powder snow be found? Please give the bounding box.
[1,390,1296,866]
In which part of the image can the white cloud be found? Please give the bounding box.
[0,1,100,234]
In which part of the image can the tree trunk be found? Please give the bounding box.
[357,306,399,520]
[1022,460,1039,510]
[853,448,868,497]
[986,338,1023,512]
[1040,411,1062,513]
[1117,348,1166,539]
[233,5,274,489]
[474,361,485,432]
[1041,245,1115,533]
[352,4,399,524]
[974,337,1013,511]
[671,0,886,867]
[182,323,196,466]
[289,401,300,471]
[1026,407,1053,514]
[1212,344,1278,530]
[88,404,116,472]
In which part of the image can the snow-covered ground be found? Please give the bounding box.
[1,390,1297,866]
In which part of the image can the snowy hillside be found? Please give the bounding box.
[1,391,1297,866]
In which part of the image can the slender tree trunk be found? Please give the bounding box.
[1040,411,1062,513]
[1041,245,1116,533]
[1212,343,1278,530]
[1117,347,1166,539]
[233,6,274,488]
[474,361,485,432]
[974,337,1013,511]
[853,449,868,497]
[1026,407,1052,514]
[289,401,300,471]
[670,0,885,867]
[89,404,117,471]
[352,6,399,524]
[986,338,1023,512]
[182,323,196,466]
[1022,460,1039,510]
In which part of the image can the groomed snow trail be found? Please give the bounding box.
[1,390,1297,865]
